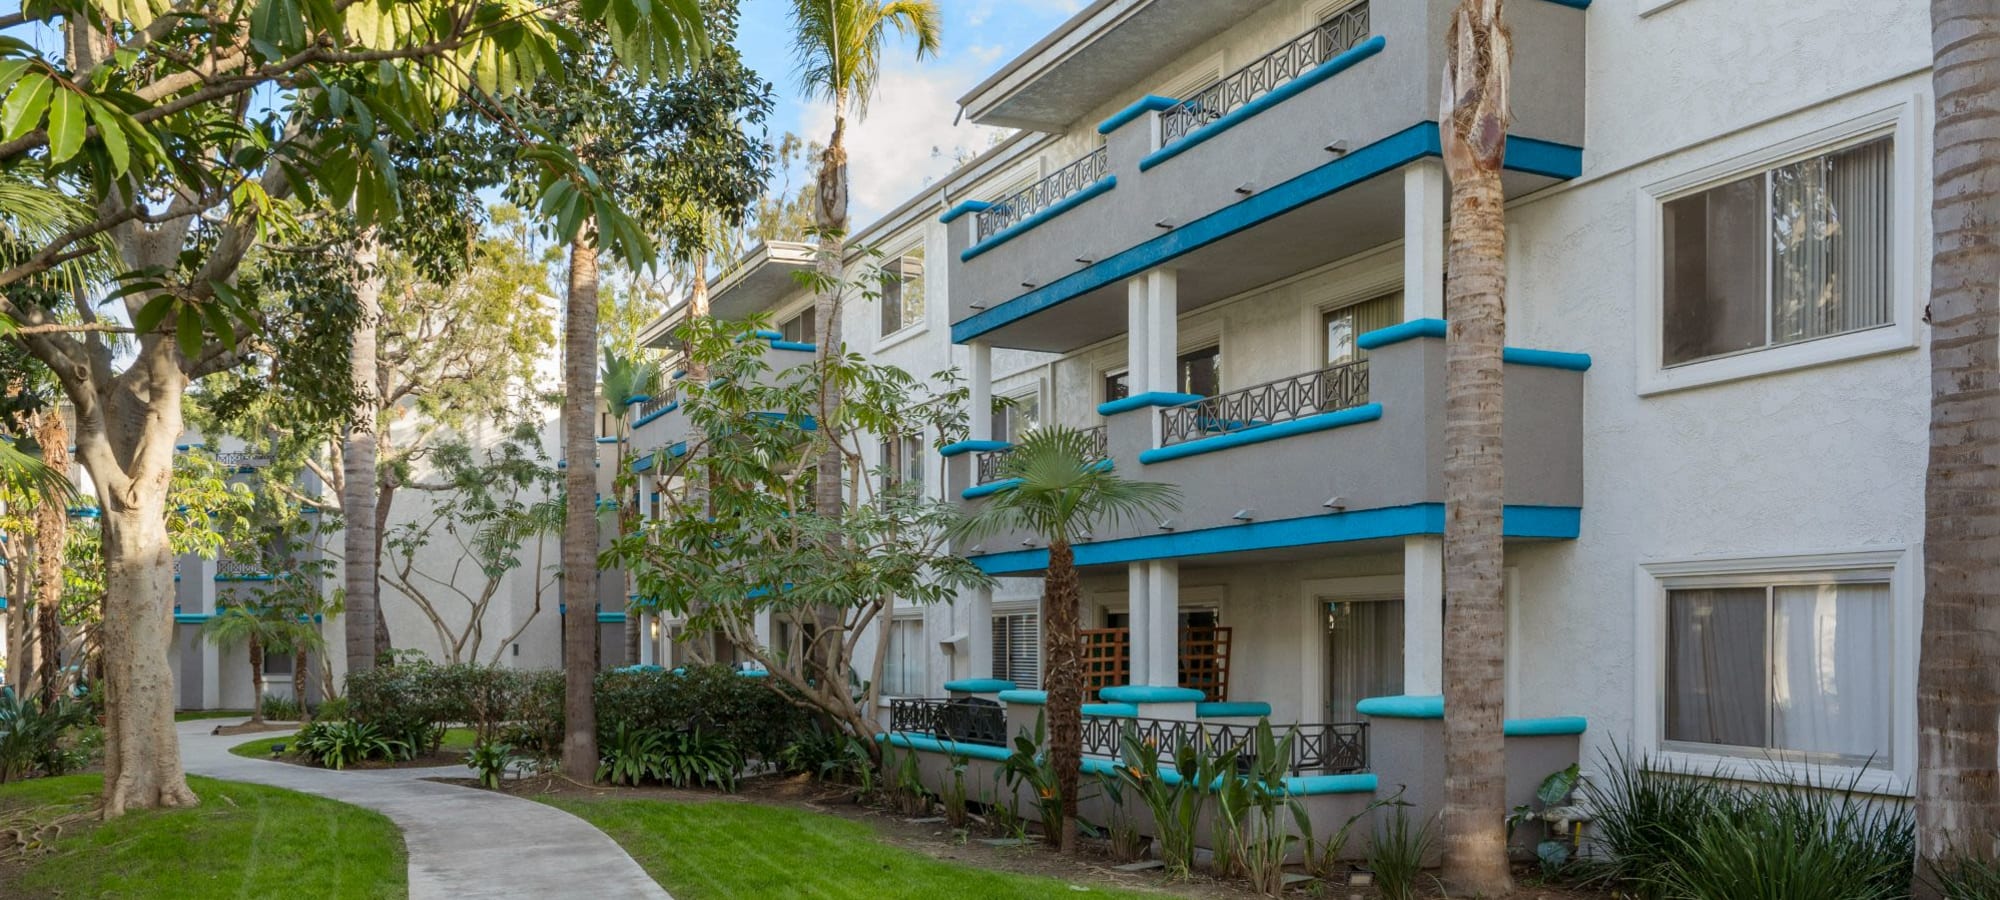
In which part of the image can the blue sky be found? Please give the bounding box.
[731,0,1084,223]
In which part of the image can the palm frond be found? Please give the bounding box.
[953,426,1180,546]
[0,438,77,505]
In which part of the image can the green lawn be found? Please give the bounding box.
[229,727,476,760]
[173,708,253,722]
[539,795,1161,899]
[0,774,405,899]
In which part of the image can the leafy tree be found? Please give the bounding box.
[952,427,1178,854]
[503,0,773,782]
[612,316,989,752]
[0,0,711,816]
[381,427,565,666]
[1437,0,1515,891]
[1916,0,2000,892]
[601,349,665,664]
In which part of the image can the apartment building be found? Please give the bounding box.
[836,0,1933,839]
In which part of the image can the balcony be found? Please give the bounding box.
[627,333,819,463]
[945,323,1586,574]
[943,0,1586,353]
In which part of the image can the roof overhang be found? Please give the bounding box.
[638,241,816,348]
[956,0,1270,132]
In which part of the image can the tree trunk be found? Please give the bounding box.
[247,637,265,725]
[344,229,384,676]
[560,230,602,783]
[32,408,69,708]
[295,648,312,723]
[1043,539,1082,854]
[1915,1,2000,890]
[1438,0,1513,893]
[95,412,199,816]
[809,100,852,685]
[685,258,718,665]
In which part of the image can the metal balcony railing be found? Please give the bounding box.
[633,392,678,425]
[975,147,1111,244]
[1160,2,1372,146]
[1159,359,1369,447]
[888,697,1009,747]
[1080,715,1369,776]
[973,425,1108,484]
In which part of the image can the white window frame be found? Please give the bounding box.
[1632,546,1919,796]
[880,614,930,699]
[1633,101,1923,396]
[875,245,929,346]
[991,604,1042,689]
[993,383,1043,444]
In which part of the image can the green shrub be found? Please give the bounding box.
[593,665,805,763]
[777,722,860,778]
[347,662,541,754]
[293,720,408,769]
[596,723,744,790]
[466,741,514,790]
[0,693,90,783]
[260,693,302,721]
[314,695,349,721]
[501,670,563,761]
[1368,802,1436,900]
[999,713,1066,847]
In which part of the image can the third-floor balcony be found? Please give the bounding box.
[943,0,1586,354]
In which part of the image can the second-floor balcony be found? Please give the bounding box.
[628,333,820,462]
[944,0,1586,354]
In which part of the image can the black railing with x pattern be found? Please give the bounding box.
[889,698,1009,747]
[973,425,1109,485]
[1159,359,1369,447]
[975,147,1111,244]
[1080,716,1369,776]
[1160,2,1372,146]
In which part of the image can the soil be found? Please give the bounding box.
[209,721,297,737]
[443,773,1616,899]
[258,746,471,771]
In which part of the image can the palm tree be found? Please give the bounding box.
[953,427,1178,853]
[1915,0,2000,891]
[1436,0,1514,892]
[601,349,663,664]
[201,606,307,726]
[786,0,941,521]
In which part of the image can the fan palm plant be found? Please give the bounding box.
[201,606,298,726]
[953,426,1179,853]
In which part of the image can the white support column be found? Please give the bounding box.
[1126,277,1151,392]
[197,555,221,708]
[1403,535,1444,695]
[1144,269,1179,393]
[963,585,994,682]
[1145,559,1179,688]
[968,341,993,442]
[638,613,657,665]
[1403,160,1447,322]
[1126,563,1152,688]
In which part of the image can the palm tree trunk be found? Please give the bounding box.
[31,406,66,708]
[344,228,384,676]
[1044,539,1082,854]
[295,648,312,723]
[248,637,265,725]
[1438,0,1512,893]
[1915,1,2000,890]
[560,229,603,783]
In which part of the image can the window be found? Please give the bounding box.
[992,611,1040,689]
[780,309,816,346]
[878,252,925,336]
[882,617,928,697]
[1661,136,1893,367]
[993,391,1040,443]
[1324,293,1402,366]
[877,436,925,492]
[1177,345,1220,397]
[1102,370,1130,404]
[1663,577,1892,764]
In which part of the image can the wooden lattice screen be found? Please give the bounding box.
[1179,626,1232,702]
[1080,628,1129,693]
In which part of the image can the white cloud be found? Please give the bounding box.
[799,62,1009,222]
[965,43,1006,64]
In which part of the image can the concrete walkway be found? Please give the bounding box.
[178,719,671,900]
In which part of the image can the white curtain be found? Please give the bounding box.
[1666,588,1768,748]
[883,619,927,697]
[1771,583,1891,760]
[1325,599,1403,721]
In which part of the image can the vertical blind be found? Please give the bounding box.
[992,612,1041,689]
[882,618,927,697]
[1324,292,1403,366]
[1770,137,1893,345]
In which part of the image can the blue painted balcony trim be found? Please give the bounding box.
[951,124,1583,345]
[174,613,210,624]
[1537,0,1590,8]
[623,394,650,406]
[214,574,275,583]
[938,199,992,224]
[1098,391,1203,417]
[631,455,654,473]
[735,329,783,343]
[943,678,1015,693]
[1101,684,1204,704]
[966,503,1581,574]
[940,439,1010,458]
[1141,36,1387,173]
[597,611,627,624]
[1085,702,1140,718]
[1098,95,1180,135]
[960,176,1117,263]
[770,340,817,352]
[879,731,1011,763]
[886,731,1380,797]
[1355,694,1588,735]
[1138,403,1382,464]
[631,401,679,428]
[1196,701,1272,718]
[0,596,7,610]
[961,477,1022,500]
[1354,318,1593,370]
[997,689,1046,705]
[595,436,622,445]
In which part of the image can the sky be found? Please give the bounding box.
[730,0,1086,224]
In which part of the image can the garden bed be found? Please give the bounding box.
[229,727,478,770]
